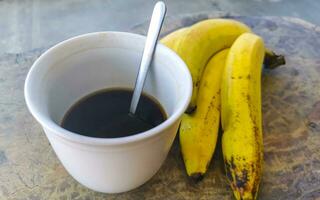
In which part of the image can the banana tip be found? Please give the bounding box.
[190,173,204,182]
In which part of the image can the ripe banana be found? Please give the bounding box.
[221,33,264,200]
[179,49,229,180]
[160,27,189,50]
[161,19,251,113]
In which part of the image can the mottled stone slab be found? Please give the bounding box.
[0,14,320,199]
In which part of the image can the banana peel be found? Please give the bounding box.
[221,33,264,200]
[161,19,251,113]
[180,49,229,180]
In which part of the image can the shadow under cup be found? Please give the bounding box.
[24,32,192,193]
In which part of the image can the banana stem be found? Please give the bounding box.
[264,50,286,69]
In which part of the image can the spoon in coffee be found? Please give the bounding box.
[129,1,166,114]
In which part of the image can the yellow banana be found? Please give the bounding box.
[160,27,189,49]
[161,19,251,113]
[221,33,264,200]
[161,20,285,113]
[180,49,229,179]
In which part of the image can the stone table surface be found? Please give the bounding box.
[1,14,320,199]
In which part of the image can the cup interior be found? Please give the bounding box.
[25,32,191,141]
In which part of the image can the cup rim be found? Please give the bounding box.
[24,31,192,146]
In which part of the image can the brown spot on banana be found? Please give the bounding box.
[224,158,234,182]
[225,159,260,199]
[235,169,249,190]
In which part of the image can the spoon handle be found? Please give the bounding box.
[129,1,166,114]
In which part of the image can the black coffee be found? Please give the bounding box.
[61,88,167,138]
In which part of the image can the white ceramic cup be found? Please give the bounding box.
[24,32,192,193]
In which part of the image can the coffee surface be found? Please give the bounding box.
[61,88,166,138]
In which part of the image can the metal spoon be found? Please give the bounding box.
[129,1,166,114]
